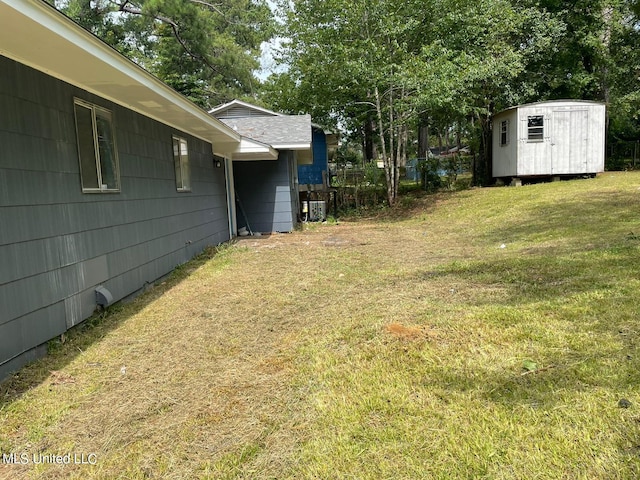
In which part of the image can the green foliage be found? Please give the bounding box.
[335,142,362,168]
[363,161,383,187]
[55,0,275,108]
[57,0,640,178]
[271,0,569,190]
[269,0,640,189]
[417,158,443,192]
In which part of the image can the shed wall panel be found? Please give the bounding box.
[492,110,518,177]
[551,109,588,174]
[517,105,553,176]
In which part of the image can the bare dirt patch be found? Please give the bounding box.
[385,322,439,341]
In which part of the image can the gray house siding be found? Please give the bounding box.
[233,151,296,233]
[0,55,230,379]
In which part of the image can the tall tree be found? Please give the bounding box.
[268,0,640,190]
[270,0,562,192]
[52,0,275,108]
[605,1,640,162]
[269,0,438,204]
[519,0,640,163]
[415,0,564,184]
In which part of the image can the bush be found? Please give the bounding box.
[417,158,443,192]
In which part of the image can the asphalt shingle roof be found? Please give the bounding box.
[218,114,312,147]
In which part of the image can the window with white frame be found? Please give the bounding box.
[73,99,120,192]
[172,136,191,191]
[500,120,509,146]
[527,115,544,142]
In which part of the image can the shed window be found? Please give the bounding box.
[173,136,191,191]
[500,120,509,146]
[527,115,544,142]
[73,99,120,192]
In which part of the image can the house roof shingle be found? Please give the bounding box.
[218,114,312,149]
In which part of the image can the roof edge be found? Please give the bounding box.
[209,99,283,117]
[495,99,606,116]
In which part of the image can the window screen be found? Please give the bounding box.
[73,99,120,192]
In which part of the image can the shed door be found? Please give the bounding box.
[551,109,588,174]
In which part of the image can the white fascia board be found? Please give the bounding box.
[271,143,312,150]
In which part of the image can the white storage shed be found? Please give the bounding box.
[492,100,606,179]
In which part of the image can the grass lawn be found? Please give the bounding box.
[2,172,640,479]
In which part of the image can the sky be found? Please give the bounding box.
[257,37,286,80]
[256,0,288,81]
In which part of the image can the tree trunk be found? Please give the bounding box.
[474,111,493,186]
[374,86,393,205]
[374,85,398,206]
[388,84,398,205]
[364,114,375,163]
[398,124,408,168]
[418,115,429,160]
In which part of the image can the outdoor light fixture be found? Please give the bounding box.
[214,158,222,168]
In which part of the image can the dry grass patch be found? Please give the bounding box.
[0,246,309,479]
[2,173,640,479]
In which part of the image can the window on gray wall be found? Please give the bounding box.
[172,136,191,191]
[73,99,120,192]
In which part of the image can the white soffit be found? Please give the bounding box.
[0,0,241,153]
[232,137,279,161]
